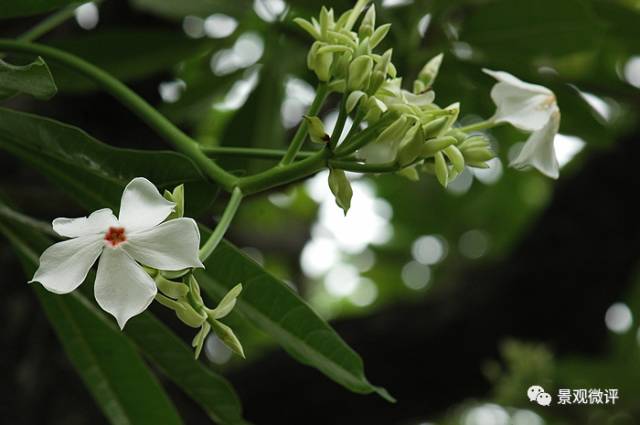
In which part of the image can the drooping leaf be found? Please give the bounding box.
[0,0,79,19]
[0,57,57,100]
[48,29,214,92]
[196,239,394,401]
[0,220,184,425]
[0,107,218,215]
[0,204,248,425]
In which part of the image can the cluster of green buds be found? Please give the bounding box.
[295,0,495,193]
[146,185,244,359]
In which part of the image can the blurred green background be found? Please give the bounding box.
[2,0,640,424]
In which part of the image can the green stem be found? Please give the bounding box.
[334,113,396,157]
[238,150,329,195]
[329,159,399,173]
[199,187,243,262]
[280,83,329,165]
[201,146,317,160]
[329,96,348,151]
[17,1,102,42]
[0,39,238,191]
[458,119,498,133]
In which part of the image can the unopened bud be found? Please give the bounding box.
[416,53,443,92]
[192,321,211,359]
[319,7,334,38]
[397,165,420,181]
[347,55,373,91]
[421,135,456,157]
[422,117,448,138]
[333,51,352,79]
[304,115,330,144]
[155,274,189,299]
[397,124,425,166]
[307,41,333,82]
[434,151,449,187]
[208,283,243,320]
[370,23,391,49]
[359,5,376,38]
[443,145,465,173]
[346,90,367,113]
[328,168,353,215]
[211,319,245,358]
[294,17,321,40]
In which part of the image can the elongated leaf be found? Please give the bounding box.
[0,0,79,18]
[0,107,218,215]
[0,57,57,100]
[196,239,393,401]
[0,221,184,425]
[0,204,248,425]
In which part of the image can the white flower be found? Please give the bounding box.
[483,69,561,179]
[30,177,204,329]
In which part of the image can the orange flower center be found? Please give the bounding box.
[104,226,127,247]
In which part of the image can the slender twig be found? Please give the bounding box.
[199,187,243,261]
[0,39,238,191]
[201,146,317,160]
[280,83,329,165]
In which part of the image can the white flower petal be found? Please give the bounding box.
[124,218,204,270]
[483,69,553,96]
[52,208,118,238]
[510,110,561,179]
[94,247,157,329]
[118,177,175,232]
[30,236,104,294]
[483,68,556,131]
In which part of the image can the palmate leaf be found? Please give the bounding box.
[0,219,184,425]
[0,0,80,19]
[0,201,248,425]
[0,104,391,400]
[0,56,57,100]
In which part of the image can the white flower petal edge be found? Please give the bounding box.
[118,177,175,232]
[483,68,556,132]
[29,236,104,294]
[510,110,561,179]
[53,208,118,238]
[94,247,157,329]
[124,218,205,271]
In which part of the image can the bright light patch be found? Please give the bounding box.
[204,14,238,38]
[75,2,99,30]
[459,230,489,259]
[300,237,340,278]
[349,278,378,307]
[324,264,360,297]
[578,90,612,122]
[324,110,354,145]
[183,16,205,38]
[605,302,633,334]
[472,158,503,185]
[417,14,431,37]
[210,33,264,76]
[452,42,473,60]
[281,76,315,128]
[214,68,260,110]
[352,249,376,272]
[205,334,233,364]
[447,168,474,195]
[464,404,510,425]
[512,410,544,425]
[268,192,294,208]
[623,56,640,88]
[158,79,186,103]
[401,261,431,290]
[554,134,585,167]
[254,0,287,22]
[412,235,447,265]
[382,0,414,8]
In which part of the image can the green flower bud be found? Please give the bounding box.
[397,124,425,166]
[416,53,443,92]
[304,115,330,144]
[328,30,357,49]
[319,6,334,38]
[447,129,468,144]
[163,184,184,220]
[294,17,321,40]
[354,37,371,57]
[459,135,490,150]
[332,51,353,79]
[155,274,189,299]
[176,299,207,328]
[443,145,465,173]
[317,44,352,55]
[396,165,420,181]
[359,5,376,38]
[434,151,449,187]
[307,41,333,81]
[211,319,245,358]
[191,321,211,359]
[421,135,456,157]
[422,116,448,138]
[347,55,373,91]
[328,79,347,93]
[370,23,391,49]
[346,90,367,113]
[208,283,243,320]
[459,135,494,164]
[343,0,369,31]
[328,168,353,215]
[462,147,495,163]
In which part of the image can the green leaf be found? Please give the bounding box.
[0,57,57,100]
[196,239,394,402]
[0,0,79,18]
[48,29,213,92]
[0,221,184,425]
[460,0,602,59]
[0,107,218,215]
[0,205,248,425]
